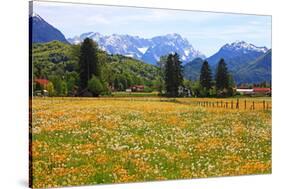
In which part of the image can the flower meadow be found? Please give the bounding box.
[31,98,271,188]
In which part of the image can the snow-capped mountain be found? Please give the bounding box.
[142,33,205,64]
[207,40,268,70]
[68,32,205,64]
[184,40,270,83]
[220,41,268,54]
[30,13,68,44]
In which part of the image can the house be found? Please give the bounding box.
[130,85,145,92]
[125,88,132,93]
[34,79,50,96]
[236,87,271,96]
[178,86,191,97]
[35,79,49,88]
[236,88,254,95]
[253,88,271,96]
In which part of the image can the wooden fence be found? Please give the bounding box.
[196,99,271,110]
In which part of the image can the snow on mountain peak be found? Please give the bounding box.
[223,40,268,53]
[68,32,205,64]
[30,12,43,21]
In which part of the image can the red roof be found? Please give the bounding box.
[35,79,49,85]
[253,88,271,92]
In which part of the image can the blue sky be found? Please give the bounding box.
[33,1,271,56]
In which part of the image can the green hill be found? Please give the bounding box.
[32,41,160,93]
[32,41,76,78]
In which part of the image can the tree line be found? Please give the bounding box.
[158,53,234,98]
[33,38,235,98]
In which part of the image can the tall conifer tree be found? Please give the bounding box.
[215,58,229,94]
[164,53,183,97]
[199,60,212,90]
[78,38,100,91]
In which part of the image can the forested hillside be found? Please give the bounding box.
[32,41,160,96]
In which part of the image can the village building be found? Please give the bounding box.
[253,87,271,96]
[236,87,271,96]
[34,79,49,96]
[236,88,254,95]
[125,88,132,93]
[130,85,145,92]
[35,79,49,87]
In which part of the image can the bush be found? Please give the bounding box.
[88,76,104,97]
[144,86,153,93]
[46,82,55,96]
[61,81,68,96]
[100,82,111,96]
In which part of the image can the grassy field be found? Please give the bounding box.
[31,97,271,188]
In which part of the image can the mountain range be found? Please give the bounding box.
[184,41,271,84]
[67,32,205,64]
[30,13,271,84]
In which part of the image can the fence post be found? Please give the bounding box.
[263,100,265,110]
[253,101,255,110]
[236,99,239,109]
[231,100,233,109]
[221,100,223,107]
[226,102,228,108]
[244,100,246,110]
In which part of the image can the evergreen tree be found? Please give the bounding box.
[199,60,212,90]
[164,53,183,97]
[78,38,100,92]
[165,54,176,97]
[227,74,235,96]
[174,53,184,92]
[215,58,229,96]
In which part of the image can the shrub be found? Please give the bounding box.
[144,86,153,93]
[88,76,103,97]
[46,82,55,96]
